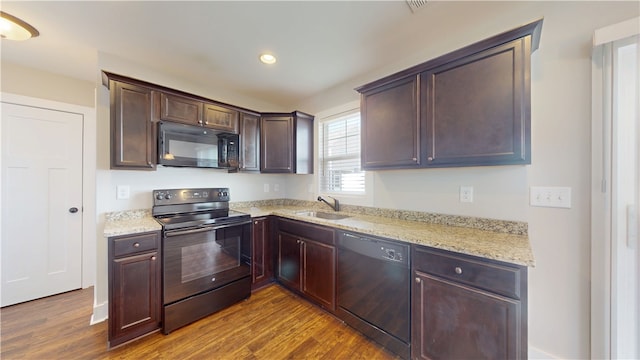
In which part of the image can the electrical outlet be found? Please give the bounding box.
[274,184,280,192]
[116,185,130,200]
[530,186,571,208]
[460,186,473,203]
[263,184,270,193]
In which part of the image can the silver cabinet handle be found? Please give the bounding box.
[151,256,156,261]
[133,242,140,248]
[455,266,463,275]
[415,277,421,283]
[428,157,433,161]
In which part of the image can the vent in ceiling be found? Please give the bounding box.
[406,0,428,13]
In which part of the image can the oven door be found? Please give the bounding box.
[163,221,251,305]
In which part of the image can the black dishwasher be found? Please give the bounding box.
[337,231,410,359]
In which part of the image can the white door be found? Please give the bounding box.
[1,102,83,307]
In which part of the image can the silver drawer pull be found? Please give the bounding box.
[455,266,463,275]
[133,242,140,248]
[151,256,156,261]
[415,277,421,283]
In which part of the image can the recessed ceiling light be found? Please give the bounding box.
[0,11,39,41]
[259,53,277,65]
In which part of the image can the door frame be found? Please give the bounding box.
[0,92,96,290]
[591,17,640,359]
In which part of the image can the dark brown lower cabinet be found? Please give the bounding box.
[276,218,336,312]
[108,231,161,348]
[412,246,527,360]
[251,217,273,290]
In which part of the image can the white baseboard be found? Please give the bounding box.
[90,300,108,325]
[529,346,558,359]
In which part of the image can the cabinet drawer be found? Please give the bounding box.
[413,246,522,299]
[278,218,334,245]
[113,232,159,258]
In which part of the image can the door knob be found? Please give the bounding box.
[69,207,79,213]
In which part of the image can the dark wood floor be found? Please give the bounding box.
[1,284,398,359]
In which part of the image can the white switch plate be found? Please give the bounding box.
[530,186,571,208]
[116,185,130,200]
[273,183,280,192]
[460,186,473,203]
[263,184,270,193]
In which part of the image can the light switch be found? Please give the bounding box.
[530,186,571,208]
[263,184,270,193]
[116,185,130,200]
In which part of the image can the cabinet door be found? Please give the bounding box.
[361,75,421,170]
[109,250,161,347]
[302,239,336,311]
[158,92,203,125]
[240,113,260,172]
[412,271,522,360]
[251,217,272,290]
[422,37,530,167]
[110,81,155,170]
[277,232,301,290]
[261,115,294,173]
[294,112,314,174]
[203,103,239,132]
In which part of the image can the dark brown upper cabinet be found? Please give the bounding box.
[260,111,314,174]
[106,76,156,170]
[156,92,239,133]
[203,102,239,132]
[157,92,203,126]
[361,75,421,170]
[239,112,261,172]
[356,19,542,170]
[103,71,313,172]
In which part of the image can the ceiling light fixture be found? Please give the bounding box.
[0,11,39,41]
[259,53,277,65]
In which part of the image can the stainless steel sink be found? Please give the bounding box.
[295,211,351,220]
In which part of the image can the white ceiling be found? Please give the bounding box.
[0,1,435,109]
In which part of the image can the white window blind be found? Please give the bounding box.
[319,111,364,194]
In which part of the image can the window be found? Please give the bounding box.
[318,110,364,194]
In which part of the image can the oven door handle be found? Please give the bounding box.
[164,221,251,237]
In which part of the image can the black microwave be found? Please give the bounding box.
[157,121,239,169]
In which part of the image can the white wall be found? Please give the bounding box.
[288,2,640,359]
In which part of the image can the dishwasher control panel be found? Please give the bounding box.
[338,231,409,267]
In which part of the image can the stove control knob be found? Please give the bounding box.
[165,193,172,200]
[217,191,223,197]
[223,191,228,197]
[156,193,164,200]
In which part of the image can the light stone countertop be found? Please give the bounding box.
[103,203,534,267]
[235,205,534,267]
[103,209,161,237]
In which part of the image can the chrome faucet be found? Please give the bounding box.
[317,196,340,211]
